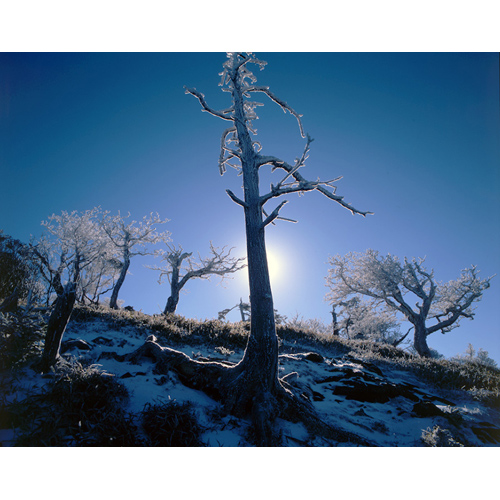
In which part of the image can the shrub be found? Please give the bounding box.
[8,360,139,446]
[140,400,205,446]
[421,426,464,447]
[0,312,46,370]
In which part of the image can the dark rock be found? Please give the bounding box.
[411,401,445,418]
[316,374,344,384]
[92,336,114,346]
[360,361,384,377]
[303,352,324,363]
[98,351,125,362]
[154,375,169,385]
[121,371,147,379]
[60,339,92,352]
[311,390,325,401]
[354,408,370,418]
[333,380,407,404]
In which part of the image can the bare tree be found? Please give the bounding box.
[218,298,286,324]
[128,53,369,445]
[326,249,493,357]
[150,243,246,314]
[101,210,170,309]
[218,298,251,322]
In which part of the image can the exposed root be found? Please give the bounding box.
[126,335,376,446]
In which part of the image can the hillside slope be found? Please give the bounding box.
[1,306,499,447]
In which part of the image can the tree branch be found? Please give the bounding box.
[226,189,247,208]
[258,154,372,217]
[245,85,306,138]
[262,200,289,228]
[184,86,234,122]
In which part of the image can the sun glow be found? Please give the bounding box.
[266,249,283,285]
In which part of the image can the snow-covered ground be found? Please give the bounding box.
[2,313,500,447]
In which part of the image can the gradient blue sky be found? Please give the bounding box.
[1,52,499,362]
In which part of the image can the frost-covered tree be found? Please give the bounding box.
[150,243,245,314]
[332,297,406,345]
[326,249,493,357]
[36,208,113,370]
[101,210,170,309]
[129,53,369,445]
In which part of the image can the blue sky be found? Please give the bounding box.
[1,52,499,363]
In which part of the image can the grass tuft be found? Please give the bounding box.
[140,400,205,446]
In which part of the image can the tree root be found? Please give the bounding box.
[125,335,375,446]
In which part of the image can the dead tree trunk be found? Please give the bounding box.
[109,250,130,309]
[40,282,76,371]
[163,262,182,314]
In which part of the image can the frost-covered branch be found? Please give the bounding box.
[184,86,234,122]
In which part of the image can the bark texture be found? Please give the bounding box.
[40,283,76,372]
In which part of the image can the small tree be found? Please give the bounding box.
[128,53,369,445]
[326,249,493,357]
[36,208,112,370]
[218,298,286,324]
[332,297,406,345]
[101,210,170,309]
[150,243,246,314]
[451,344,498,369]
[218,298,251,322]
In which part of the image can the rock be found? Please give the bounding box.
[316,374,344,384]
[92,336,114,346]
[358,361,383,377]
[411,401,445,418]
[60,339,92,352]
[333,380,407,404]
[303,352,324,363]
[354,408,370,418]
[311,390,325,401]
[121,371,147,379]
